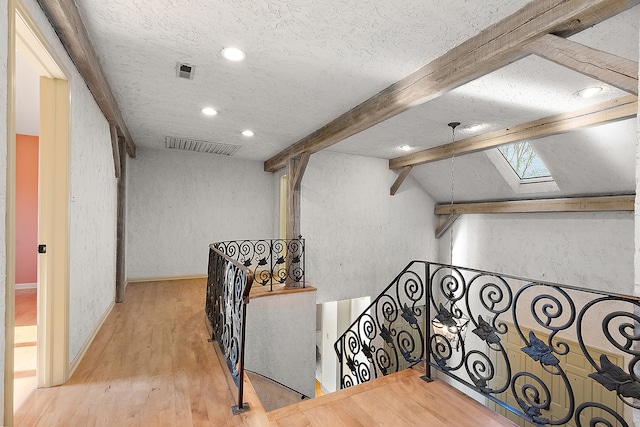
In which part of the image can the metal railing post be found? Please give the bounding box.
[232,303,249,414]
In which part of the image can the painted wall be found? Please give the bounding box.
[299,151,438,304]
[245,291,316,398]
[16,135,38,284]
[440,212,634,295]
[67,83,117,362]
[0,0,8,420]
[20,0,118,365]
[126,147,274,279]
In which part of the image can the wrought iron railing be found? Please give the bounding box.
[205,244,254,414]
[213,237,305,291]
[335,261,640,427]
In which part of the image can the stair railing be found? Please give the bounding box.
[213,237,305,290]
[335,261,640,427]
[205,244,254,414]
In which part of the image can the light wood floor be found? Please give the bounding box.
[15,278,516,426]
[14,288,37,413]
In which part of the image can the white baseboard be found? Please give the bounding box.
[68,301,115,378]
[15,282,37,290]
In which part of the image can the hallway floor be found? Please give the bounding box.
[14,278,515,426]
[14,288,37,413]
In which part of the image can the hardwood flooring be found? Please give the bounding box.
[14,278,516,426]
[14,288,37,413]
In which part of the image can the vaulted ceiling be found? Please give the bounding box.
[43,0,640,204]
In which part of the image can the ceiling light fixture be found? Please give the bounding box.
[241,130,254,137]
[221,47,246,61]
[462,123,486,132]
[201,107,218,116]
[399,144,411,151]
[574,86,603,99]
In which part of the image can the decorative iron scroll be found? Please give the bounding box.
[205,245,254,414]
[334,261,428,389]
[335,261,640,427]
[213,237,305,291]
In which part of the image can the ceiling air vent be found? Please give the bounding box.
[176,62,195,79]
[165,137,241,156]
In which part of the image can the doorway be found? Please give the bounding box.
[7,2,71,424]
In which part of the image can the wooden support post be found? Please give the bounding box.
[110,124,121,178]
[286,153,310,287]
[115,136,127,302]
[390,166,412,195]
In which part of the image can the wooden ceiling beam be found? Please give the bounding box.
[435,195,635,215]
[36,0,136,157]
[264,0,640,172]
[525,34,638,95]
[390,166,412,195]
[390,95,637,169]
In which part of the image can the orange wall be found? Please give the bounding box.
[16,134,39,284]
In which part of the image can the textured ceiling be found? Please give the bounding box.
[73,0,639,203]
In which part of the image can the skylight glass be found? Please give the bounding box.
[497,141,551,180]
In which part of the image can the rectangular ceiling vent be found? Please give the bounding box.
[165,137,241,156]
[176,62,195,79]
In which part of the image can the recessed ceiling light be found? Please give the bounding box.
[462,123,486,132]
[398,144,411,151]
[221,47,246,61]
[574,86,603,99]
[201,107,218,116]
[241,130,254,137]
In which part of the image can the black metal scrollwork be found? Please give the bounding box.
[214,237,305,291]
[206,245,254,413]
[334,261,639,426]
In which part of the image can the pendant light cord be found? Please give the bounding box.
[448,122,459,267]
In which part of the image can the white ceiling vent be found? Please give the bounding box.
[165,137,241,156]
[176,62,195,79]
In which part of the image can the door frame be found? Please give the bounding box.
[6,1,70,423]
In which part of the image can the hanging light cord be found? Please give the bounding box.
[448,122,459,267]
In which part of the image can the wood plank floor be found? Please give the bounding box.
[14,288,37,412]
[14,278,516,426]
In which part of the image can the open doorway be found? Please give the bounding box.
[14,50,40,410]
[7,2,71,423]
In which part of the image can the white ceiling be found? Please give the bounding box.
[72,0,639,203]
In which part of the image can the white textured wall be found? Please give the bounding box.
[0,0,8,420]
[245,291,316,398]
[300,151,437,303]
[20,0,118,364]
[126,148,274,279]
[67,88,117,362]
[441,212,634,295]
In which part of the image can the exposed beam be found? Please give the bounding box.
[525,34,638,95]
[390,95,637,169]
[290,152,311,191]
[36,0,136,157]
[285,154,310,287]
[264,0,639,172]
[435,195,635,215]
[110,124,121,178]
[115,136,127,303]
[390,166,412,196]
[286,153,310,243]
[435,214,460,239]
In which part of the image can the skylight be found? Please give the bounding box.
[497,141,551,180]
